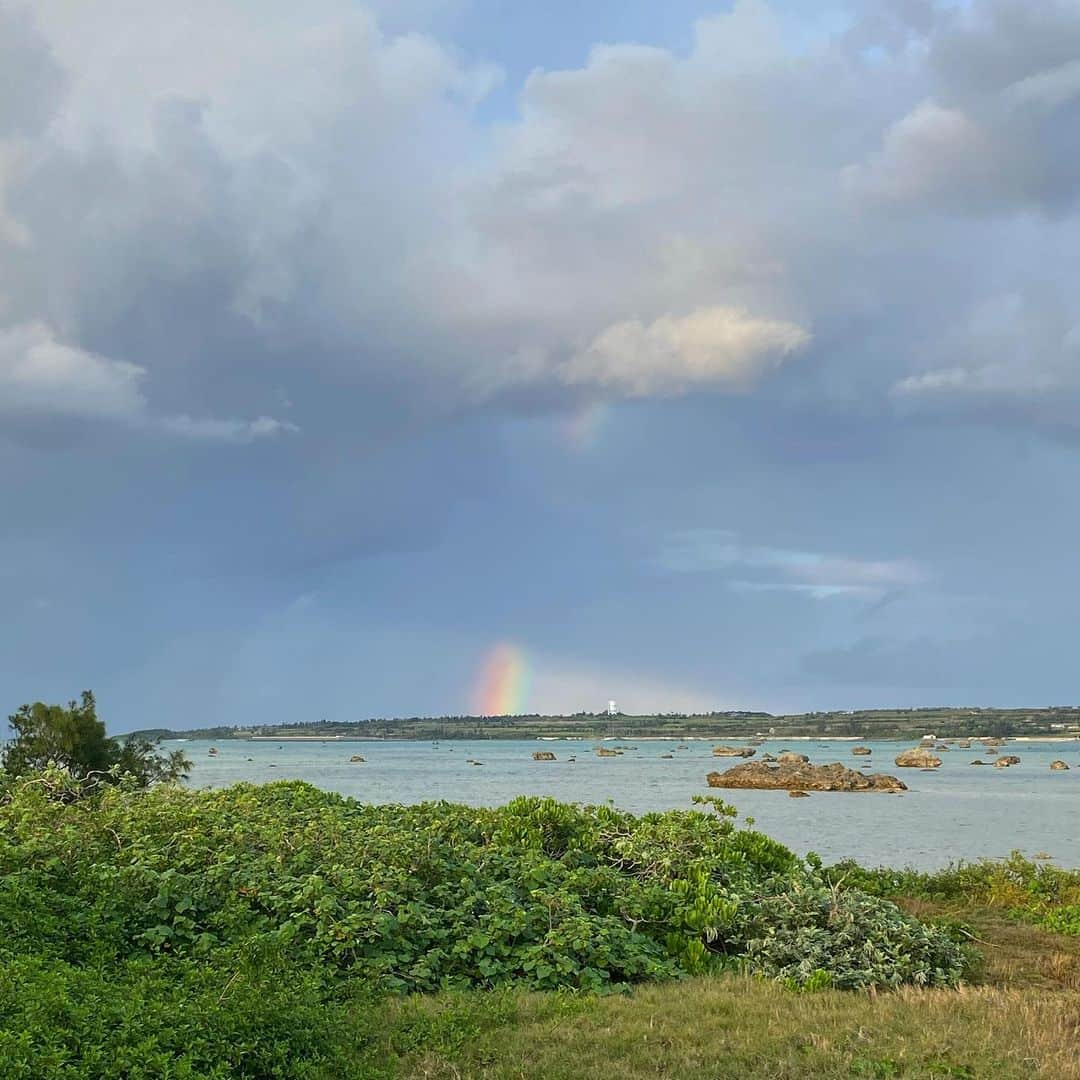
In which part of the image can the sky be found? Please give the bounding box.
[3,0,1080,732]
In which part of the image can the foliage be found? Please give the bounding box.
[0,952,384,1080]
[1,781,964,992]
[0,780,978,1077]
[823,853,1080,937]
[1,691,189,796]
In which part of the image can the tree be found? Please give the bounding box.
[2,691,190,792]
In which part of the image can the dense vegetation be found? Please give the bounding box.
[1,773,976,1078]
[3,691,189,795]
[823,854,1080,938]
[134,705,1080,742]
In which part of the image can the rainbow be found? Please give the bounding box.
[563,400,610,452]
[473,643,530,716]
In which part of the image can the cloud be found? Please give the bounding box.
[159,414,299,444]
[843,101,997,208]
[657,529,925,599]
[0,7,65,138]
[558,307,809,399]
[891,292,1080,431]
[5,0,1079,447]
[0,321,294,442]
[0,321,145,419]
[846,2,1080,216]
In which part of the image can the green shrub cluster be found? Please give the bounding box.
[823,853,1080,936]
[0,776,969,1077]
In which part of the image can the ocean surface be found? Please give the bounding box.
[175,736,1080,870]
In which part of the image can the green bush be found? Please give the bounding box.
[823,853,1080,937]
[0,952,382,1080]
[1,779,965,994]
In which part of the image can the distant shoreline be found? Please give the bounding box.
[138,707,1080,745]
[161,732,1080,745]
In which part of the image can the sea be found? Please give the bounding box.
[173,736,1080,871]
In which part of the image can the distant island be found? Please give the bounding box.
[131,706,1080,743]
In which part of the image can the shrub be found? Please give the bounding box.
[823,853,1080,937]
[1,780,965,992]
[0,952,380,1080]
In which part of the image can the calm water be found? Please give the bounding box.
[176,737,1080,870]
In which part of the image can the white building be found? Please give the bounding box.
[607,700,618,716]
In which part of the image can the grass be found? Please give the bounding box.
[377,977,1080,1079]
[894,900,1080,991]
[367,907,1080,1079]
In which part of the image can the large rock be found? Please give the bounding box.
[711,745,756,758]
[777,751,810,764]
[532,751,556,761]
[706,760,906,793]
[1050,760,1070,771]
[993,755,1021,768]
[895,748,942,769]
[851,746,872,756]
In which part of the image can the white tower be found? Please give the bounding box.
[607,700,618,716]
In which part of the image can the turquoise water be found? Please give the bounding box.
[176,737,1080,870]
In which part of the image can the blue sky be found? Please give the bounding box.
[3,0,1080,732]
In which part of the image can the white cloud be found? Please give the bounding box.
[658,529,925,598]
[3,0,1080,446]
[559,307,809,398]
[843,101,992,206]
[0,321,294,442]
[160,414,299,444]
[1004,58,1080,109]
[0,321,145,419]
[892,293,1080,407]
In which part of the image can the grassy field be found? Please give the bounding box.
[378,910,1080,1078]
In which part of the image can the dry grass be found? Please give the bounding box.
[897,900,1080,990]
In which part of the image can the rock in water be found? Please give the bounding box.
[993,755,1021,768]
[851,746,872,756]
[1050,760,1070,771]
[706,760,906,793]
[532,751,557,761]
[711,746,756,757]
[349,755,365,763]
[788,790,810,798]
[895,748,942,769]
[777,751,810,764]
